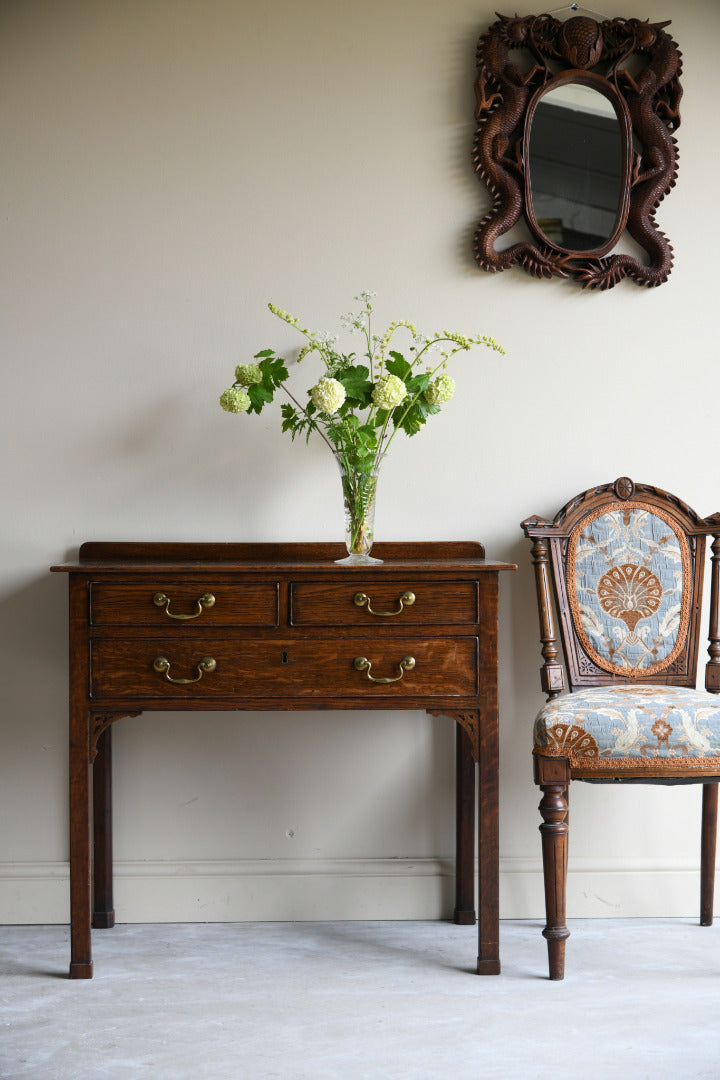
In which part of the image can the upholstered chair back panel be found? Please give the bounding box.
[566,502,691,678]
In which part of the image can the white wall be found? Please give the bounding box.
[2,0,718,924]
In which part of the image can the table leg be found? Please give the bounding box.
[92,725,115,929]
[454,724,476,924]
[476,703,500,974]
[69,707,93,978]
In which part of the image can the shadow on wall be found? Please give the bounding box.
[1,572,68,717]
[62,380,334,540]
[0,573,71,845]
[501,534,548,732]
[112,706,457,866]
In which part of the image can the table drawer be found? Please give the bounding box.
[89,582,278,627]
[290,580,477,626]
[89,636,478,699]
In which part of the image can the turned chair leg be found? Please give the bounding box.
[701,783,718,926]
[539,783,570,980]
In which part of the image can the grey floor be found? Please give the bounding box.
[2,920,719,1080]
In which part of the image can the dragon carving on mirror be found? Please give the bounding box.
[472,13,682,289]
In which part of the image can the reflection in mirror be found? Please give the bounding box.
[527,85,624,253]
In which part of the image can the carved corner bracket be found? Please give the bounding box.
[429,710,479,761]
[90,711,141,763]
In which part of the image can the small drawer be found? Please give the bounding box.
[89,582,278,627]
[89,636,478,699]
[290,580,478,626]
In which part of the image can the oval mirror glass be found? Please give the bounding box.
[526,82,627,254]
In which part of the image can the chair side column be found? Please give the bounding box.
[706,534,720,693]
[530,537,564,699]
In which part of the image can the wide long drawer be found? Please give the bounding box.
[89,636,479,699]
[290,580,478,626]
[89,582,279,627]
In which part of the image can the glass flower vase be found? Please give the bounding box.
[335,458,383,566]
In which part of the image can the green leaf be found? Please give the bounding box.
[243,355,288,414]
[280,403,299,433]
[260,355,288,389]
[385,353,411,380]
[280,402,317,444]
[337,365,373,406]
[254,348,275,358]
[356,424,378,450]
[247,382,274,414]
[393,397,440,436]
[406,373,430,395]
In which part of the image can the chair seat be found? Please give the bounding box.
[534,685,720,770]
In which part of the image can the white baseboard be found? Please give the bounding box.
[0,857,715,924]
[499,856,715,920]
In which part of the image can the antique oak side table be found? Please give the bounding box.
[51,541,514,978]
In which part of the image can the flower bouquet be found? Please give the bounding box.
[220,291,503,563]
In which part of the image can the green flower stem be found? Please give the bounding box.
[363,312,374,382]
[337,460,379,555]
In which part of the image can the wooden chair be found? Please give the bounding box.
[522,477,720,979]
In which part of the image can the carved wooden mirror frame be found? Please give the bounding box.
[472,13,682,289]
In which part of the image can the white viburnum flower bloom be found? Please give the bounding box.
[424,373,456,405]
[219,388,251,413]
[310,376,347,414]
[234,363,263,386]
[372,373,407,411]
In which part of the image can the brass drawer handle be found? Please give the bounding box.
[153,592,216,620]
[353,591,415,617]
[152,656,217,684]
[353,655,416,684]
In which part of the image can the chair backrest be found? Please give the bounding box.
[522,477,720,698]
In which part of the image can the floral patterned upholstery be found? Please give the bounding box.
[567,503,691,677]
[534,686,720,770]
